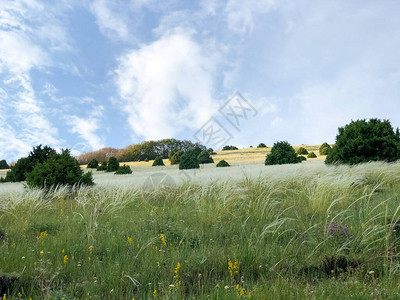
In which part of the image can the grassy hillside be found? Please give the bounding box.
[1,161,400,299]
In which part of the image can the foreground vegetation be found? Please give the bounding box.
[1,161,400,299]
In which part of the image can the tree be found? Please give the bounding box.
[296,147,308,155]
[198,150,214,164]
[115,165,132,174]
[257,143,267,148]
[222,145,238,151]
[326,119,400,165]
[307,152,317,158]
[216,160,230,167]
[265,141,303,165]
[87,159,99,169]
[169,150,183,165]
[97,161,107,171]
[107,157,120,172]
[0,160,9,169]
[152,156,165,166]
[179,151,199,170]
[26,149,94,189]
[319,142,332,155]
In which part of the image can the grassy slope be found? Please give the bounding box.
[1,161,400,299]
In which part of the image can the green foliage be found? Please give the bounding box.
[96,161,107,171]
[4,145,57,182]
[319,142,332,155]
[307,151,317,158]
[198,150,214,164]
[169,150,183,165]
[25,149,94,189]
[87,159,99,169]
[0,160,9,169]
[297,147,308,155]
[265,141,303,165]
[216,159,230,167]
[152,156,165,166]
[222,145,238,150]
[326,119,400,165]
[115,165,132,174]
[106,157,120,172]
[298,155,307,161]
[179,151,199,170]
[257,143,267,148]
[190,146,203,158]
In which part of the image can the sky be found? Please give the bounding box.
[1,0,399,162]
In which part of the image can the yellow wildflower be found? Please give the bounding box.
[17,292,22,298]
[60,209,63,215]
[160,234,167,247]
[40,250,44,255]
[127,237,133,244]
[228,259,239,278]
[153,289,157,299]
[137,243,140,248]
[62,249,65,254]
[174,262,182,287]
[2,294,6,300]
[89,245,93,254]
[63,255,68,264]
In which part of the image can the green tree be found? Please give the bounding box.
[307,152,317,158]
[0,160,9,169]
[216,160,230,167]
[87,159,99,169]
[265,141,303,165]
[257,143,267,148]
[326,119,400,165]
[222,145,238,151]
[319,142,332,155]
[169,150,183,165]
[26,149,93,189]
[296,147,308,155]
[198,150,214,164]
[179,151,200,170]
[115,165,132,174]
[107,157,120,172]
[152,156,165,166]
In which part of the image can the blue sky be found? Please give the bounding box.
[1,0,399,162]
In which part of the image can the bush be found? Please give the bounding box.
[326,119,400,165]
[265,141,303,165]
[4,145,57,182]
[222,145,238,151]
[26,149,94,189]
[179,151,199,170]
[169,150,183,165]
[298,155,307,161]
[152,156,165,166]
[0,160,9,169]
[319,142,332,155]
[107,157,120,172]
[96,162,107,171]
[307,152,317,158]
[198,150,214,164]
[216,160,230,167]
[296,147,308,155]
[115,165,132,174]
[87,159,99,169]
[257,143,267,148]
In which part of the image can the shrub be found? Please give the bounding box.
[115,165,132,174]
[26,149,94,189]
[326,119,400,165]
[298,155,307,161]
[87,159,99,169]
[190,146,203,158]
[216,160,230,167]
[179,151,199,170]
[107,157,120,172]
[97,162,107,171]
[297,147,308,155]
[257,143,267,148]
[0,160,9,169]
[265,141,303,165]
[169,150,183,165]
[152,156,165,166]
[198,150,214,164]
[222,145,238,151]
[319,142,332,155]
[307,152,317,158]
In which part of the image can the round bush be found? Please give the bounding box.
[179,152,199,170]
[107,157,120,172]
[96,162,107,171]
[296,147,308,155]
[152,156,165,166]
[115,165,132,174]
[26,149,94,189]
[216,160,230,167]
[265,141,303,165]
[198,150,214,164]
[319,142,332,155]
[307,151,317,158]
[326,119,400,165]
[257,143,267,148]
[222,145,238,151]
[87,159,99,169]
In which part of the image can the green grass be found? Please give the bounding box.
[1,161,400,299]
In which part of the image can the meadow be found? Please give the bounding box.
[1,155,400,298]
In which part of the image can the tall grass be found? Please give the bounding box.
[1,161,400,299]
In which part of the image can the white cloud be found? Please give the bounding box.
[114,30,219,140]
[225,0,275,34]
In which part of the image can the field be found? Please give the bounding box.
[1,148,400,299]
